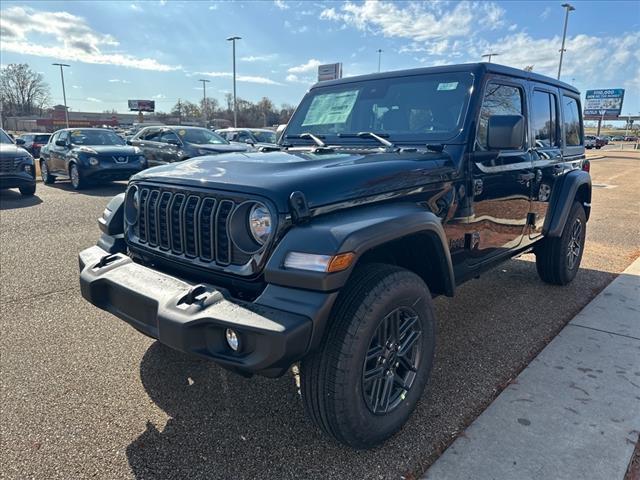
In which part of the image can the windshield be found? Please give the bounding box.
[70,129,125,146]
[252,130,277,143]
[285,72,474,145]
[0,130,12,144]
[179,128,228,145]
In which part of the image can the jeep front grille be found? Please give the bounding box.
[130,186,250,267]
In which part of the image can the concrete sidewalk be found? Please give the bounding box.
[424,258,640,480]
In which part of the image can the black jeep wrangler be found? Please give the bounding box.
[79,63,591,449]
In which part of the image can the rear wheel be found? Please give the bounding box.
[300,264,436,449]
[69,163,84,190]
[535,201,586,285]
[41,160,55,184]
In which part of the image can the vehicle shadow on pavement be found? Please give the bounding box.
[0,189,43,209]
[125,258,620,480]
[44,181,127,197]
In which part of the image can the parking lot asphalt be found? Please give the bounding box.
[1,154,639,480]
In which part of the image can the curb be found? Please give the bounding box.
[423,258,640,480]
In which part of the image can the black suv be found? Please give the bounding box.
[0,128,36,196]
[79,63,591,448]
[40,128,146,190]
[129,126,250,167]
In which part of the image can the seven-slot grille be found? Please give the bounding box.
[131,186,251,266]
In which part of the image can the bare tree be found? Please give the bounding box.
[0,64,51,125]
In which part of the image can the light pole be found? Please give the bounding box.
[377,49,382,73]
[557,3,575,80]
[481,53,499,63]
[226,36,241,127]
[199,79,210,127]
[52,63,70,128]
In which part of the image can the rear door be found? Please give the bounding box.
[468,78,533,264]
[528,86,563,239]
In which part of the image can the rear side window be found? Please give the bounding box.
[562,96,582,146]
[531,90,558,148]
[476,83,523,150]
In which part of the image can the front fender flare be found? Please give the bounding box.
[265,202,455,295]
[543,170,591,237]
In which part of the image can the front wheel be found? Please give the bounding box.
[535,201,586,285]
[41,160,55,184]
[19,184,36,196]
[300,264,436,449]
[69,163,84,190]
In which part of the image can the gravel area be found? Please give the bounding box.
[1,154,639,480]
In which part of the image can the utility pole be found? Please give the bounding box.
[557,3,575,80]
[52,63,70,128]
[481,53,499,63]
[377,49,382,72]
[226,36,241,127]
[199,79,210,127]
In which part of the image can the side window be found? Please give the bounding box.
[145,128,163,142]
[50,132,59,144]
[476,83,523,150]
[531,90,559,148]
[58,131,69,144]
[562,96,582,146]
[159,130,180,144]
[237,132,251,142]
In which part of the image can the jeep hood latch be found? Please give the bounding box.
[289,191,310,223]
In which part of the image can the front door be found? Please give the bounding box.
[52,130,70,175]
[467,79,533,264]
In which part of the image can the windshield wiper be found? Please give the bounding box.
[288,132,326,147]
[338,132,396,150]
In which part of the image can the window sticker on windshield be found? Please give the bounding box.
[302,90,359,126]
[71,130,82,136]
[437,82,458,91]
[178,129,186,136]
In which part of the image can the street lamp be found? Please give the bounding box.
[377,49,382,73]
[199,79,210,127]
[557,3,575,80]
[226,35,241,127]
[481,53,499,63]
[52,63,70,128]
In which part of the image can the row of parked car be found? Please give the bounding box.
[0,125,278,195]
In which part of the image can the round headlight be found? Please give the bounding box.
[125,185,139,224]
[249,203,272,244]
[89,157,99,166]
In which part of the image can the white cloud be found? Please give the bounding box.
[274,0,289,10]
[320,1,505,42]
[153,93,166,99]
[71,85,80,89]
[208,4,218,10]
[86,97,102,102]
[286,73,314,84]
[288,58,322,73]
[159,0,167,5]
[0,6,180,71]
[196,71,282,85]
[540,7,552,19]
[240,54,277,62]
[508,23,518,32]
[130,3,142,11]
[108,78,131,83]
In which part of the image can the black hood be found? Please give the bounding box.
[132,149,455,212]
[70,145,140,156]
[0,143,31,158]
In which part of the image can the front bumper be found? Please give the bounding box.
[79,245,330,377]
[0,172,36,189]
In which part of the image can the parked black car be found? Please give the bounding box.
[40,128,146,190]
[80,63,590,449]
[15,132,52,158]
[129,126,250,167]
[216,127,278,148]
[0,128,36,196]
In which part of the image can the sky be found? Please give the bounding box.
[1,0,639,117]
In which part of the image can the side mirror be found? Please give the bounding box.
[55,139,67,147]
[15,138,25,145]
[243,138,254,145]
[487,115,524,150]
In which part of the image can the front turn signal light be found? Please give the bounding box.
[284,251,355,273]
[327,252,356,273]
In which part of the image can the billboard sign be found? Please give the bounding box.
[318,63,342,82]
[584,89,624,117]
[128,100,155,112]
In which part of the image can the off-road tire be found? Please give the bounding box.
[41,160,55,184]
[535,201,586,285]
[300,263,436,449]
[19,184,36,196]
